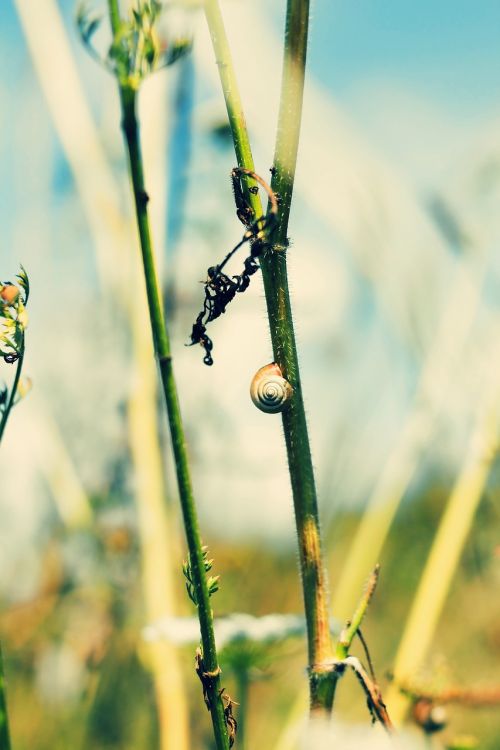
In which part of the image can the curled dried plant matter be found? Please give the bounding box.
[220,690,238,748]
[345,656,393,731]
[188,168,278,366]
[332,656,393,732]
[195,647,222,711]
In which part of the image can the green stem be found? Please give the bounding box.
[335,565,379,660]
[0,643,12,750]
[107,4,228,748]
[204,0,334,712]
[0,351,24,444]
[204,0,256,173]
[107,0,121,36]
[266,0,309,237]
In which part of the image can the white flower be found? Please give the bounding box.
[301,720,427,750]
[143,612,311,648]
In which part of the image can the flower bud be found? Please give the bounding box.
[0,285,20,304]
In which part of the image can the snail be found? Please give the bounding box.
[250,363,293,414]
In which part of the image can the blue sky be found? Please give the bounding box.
[276,0,500,118]
[3,1,500,116]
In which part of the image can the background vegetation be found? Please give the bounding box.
[1,1,499,748]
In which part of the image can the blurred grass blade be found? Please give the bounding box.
[14,1,189,747]
[28,396,93,529]
[127,314,188,749]
[13,0,131,296]
[332,257,488,623]
[385,359,500,724]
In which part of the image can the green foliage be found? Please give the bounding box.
[0,267,29,362]
[76,1,192,88]
[76,4,102,48]
[0,266,31,443]
[183,546,220,606]
[16,265,30,303]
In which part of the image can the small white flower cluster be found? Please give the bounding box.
[143,612,308,649]
[300,720,427,750]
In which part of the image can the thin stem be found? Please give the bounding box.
[108,4,228,747]
[203,0,257,174]
[263,1,334,711]
[400,683,500,707]
[266,0,309,238]
[204,0,334,712]
[335,565,380,660]
[0,352,24,444]
[16,2,188,743]
[0,643,12,750]
[107,0,122,36]
[121,88,228,749]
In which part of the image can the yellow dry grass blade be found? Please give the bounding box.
[385,356,500,724]
[14,1,188,747]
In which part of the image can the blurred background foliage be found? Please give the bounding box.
[0,0,499,748]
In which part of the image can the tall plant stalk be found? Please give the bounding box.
[106,3,228,747]
[16,2,189,743]
[204,0,334,712]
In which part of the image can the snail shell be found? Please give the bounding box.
[250,363,293,414]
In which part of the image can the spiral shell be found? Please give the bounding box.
[250,363,293,414]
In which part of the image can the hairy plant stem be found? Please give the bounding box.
[0,351,24,444]
[107,5,228,748]
[205,0,334,712]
